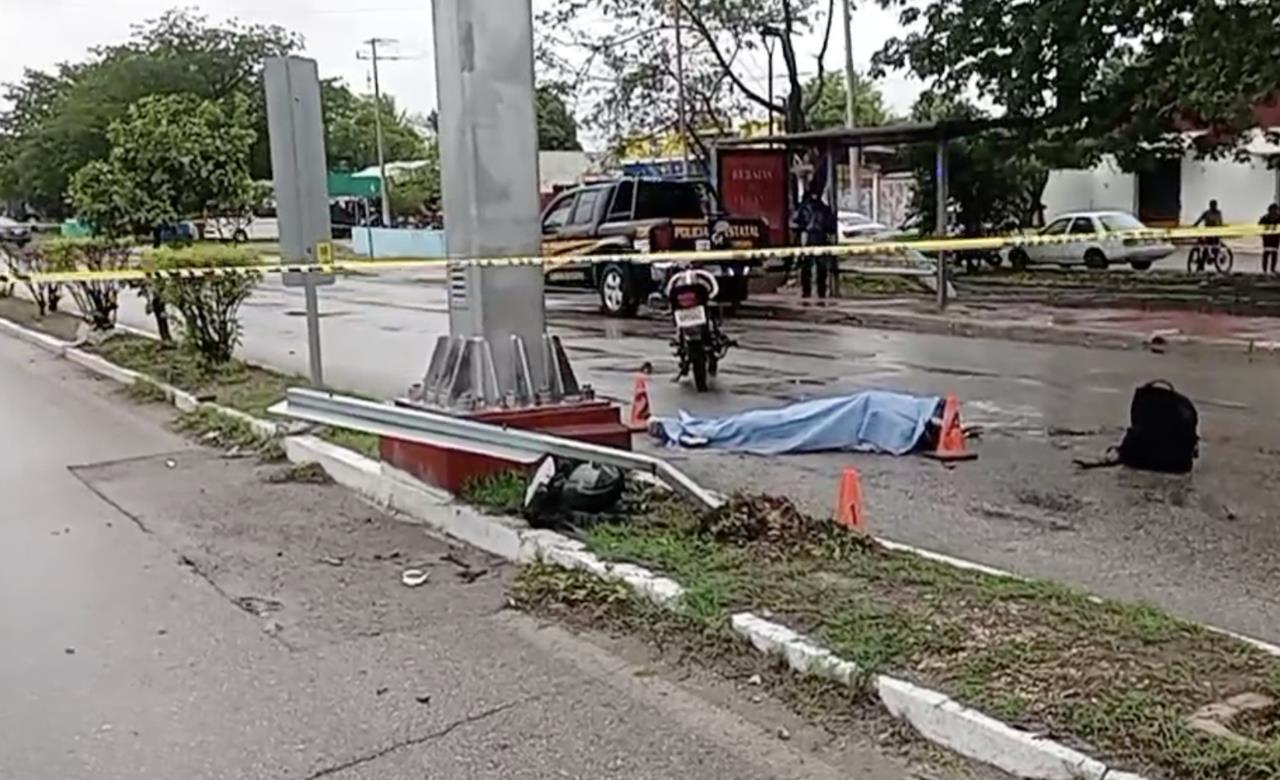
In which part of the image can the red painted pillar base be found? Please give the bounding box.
[380,401,632,495]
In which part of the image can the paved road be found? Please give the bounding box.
[111,272,1280,645]
[0,334,975,779]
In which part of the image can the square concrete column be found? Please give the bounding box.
[431,0,549,397]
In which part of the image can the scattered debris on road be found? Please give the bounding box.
[400,568,430,588]
[234,596,284,617]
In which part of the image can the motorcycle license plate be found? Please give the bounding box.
[674,305,707,328]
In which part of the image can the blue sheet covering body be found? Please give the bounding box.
[655,390,943,456]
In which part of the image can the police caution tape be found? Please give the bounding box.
[4,223,1278,284]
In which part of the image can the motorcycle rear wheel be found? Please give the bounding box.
[687,339,709,392]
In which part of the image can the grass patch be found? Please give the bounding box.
[840,272,927,297]
[93,335,290,417]
[511,563,984,774]
[568,491,1280,780]
[459,470,528,513]
[316,426,380,459]
[0,295,83,341]
[173,407,284,461]
[125,377,169,403]
[92,334,381,461]
[262,461,332,484]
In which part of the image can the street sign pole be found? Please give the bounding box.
[264,56,336,387]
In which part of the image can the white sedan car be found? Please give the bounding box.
[837,210,890,243]
[1005,211,1174,271]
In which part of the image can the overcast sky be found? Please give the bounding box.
[0,0,924,147]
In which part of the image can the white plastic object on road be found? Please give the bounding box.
[400,568,430,587]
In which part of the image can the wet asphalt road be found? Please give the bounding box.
[110,271,1280,644]
[0,334,965,780]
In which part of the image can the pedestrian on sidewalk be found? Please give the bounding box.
[790,190,838,300]
[1261,203,1280,274]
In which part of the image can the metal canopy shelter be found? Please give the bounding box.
[714,118,1025,308]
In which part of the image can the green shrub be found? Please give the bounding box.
[147,245,262,365]
[43,237,132,330]
[0,243,61,316]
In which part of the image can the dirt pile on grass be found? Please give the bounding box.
[699,493,872,553]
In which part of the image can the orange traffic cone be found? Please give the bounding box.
[927,394,978,462]
[834,467,864,530]
[629,372,652,430]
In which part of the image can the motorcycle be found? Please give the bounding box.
[661,266,735,391]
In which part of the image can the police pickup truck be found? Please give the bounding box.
[540,177,770,316]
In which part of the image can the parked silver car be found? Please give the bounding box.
[0,216,32,247]
[1005,211,1174,271]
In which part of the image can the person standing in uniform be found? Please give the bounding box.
[790,190,838,300]
[1261,203,1280,274]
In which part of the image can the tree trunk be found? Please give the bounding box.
[151,294,173,343]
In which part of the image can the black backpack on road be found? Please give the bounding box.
[1078,381,1199,473]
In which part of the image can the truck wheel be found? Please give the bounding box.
[598,264,638,317]
[687,339,709,392]
[232,228,249,243]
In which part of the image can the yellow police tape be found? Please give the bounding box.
[4,222,1278,285]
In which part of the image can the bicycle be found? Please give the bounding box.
[1187,242,1234,274]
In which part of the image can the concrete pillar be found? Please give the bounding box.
[431,0,549,396]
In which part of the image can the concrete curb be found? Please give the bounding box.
[0,316,278,438]
[751,300,1280,357]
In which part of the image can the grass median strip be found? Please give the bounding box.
[546,490,1280,780]
[88,333,380,458]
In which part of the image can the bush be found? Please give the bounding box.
[148,245,262,365]
[43,237,132,330]
[0,243,62,316]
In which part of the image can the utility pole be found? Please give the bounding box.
[357,38,400,227]
[674,0,689,179]
[840,0,860,214]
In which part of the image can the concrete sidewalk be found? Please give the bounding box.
[0,333,972,780]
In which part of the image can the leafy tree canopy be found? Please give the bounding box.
[873,0,1280,163]
[323,83,427,171]
[802,72,892,130]
[1,10,297,216]
[69,94,257,236]
[536,83,582,151]
[0,9,425,215]
[537,0,843,159]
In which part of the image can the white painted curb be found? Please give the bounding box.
[875,676,1109,780]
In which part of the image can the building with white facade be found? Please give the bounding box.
[1041,130,1280,226]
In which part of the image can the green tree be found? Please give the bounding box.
[69,94,257,236]
[388,141,443,217]
[802,72,891,130]
[322,82,427,171]
[873,0,1280,163]
[536,84,581,151]
[424,81,584,152]
[538,0,843,159]
[0,10,298,216]
[904,95,1049,236]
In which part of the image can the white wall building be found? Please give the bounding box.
[1041,132,1280,225]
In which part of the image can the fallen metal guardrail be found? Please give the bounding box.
[268,388,724,510]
